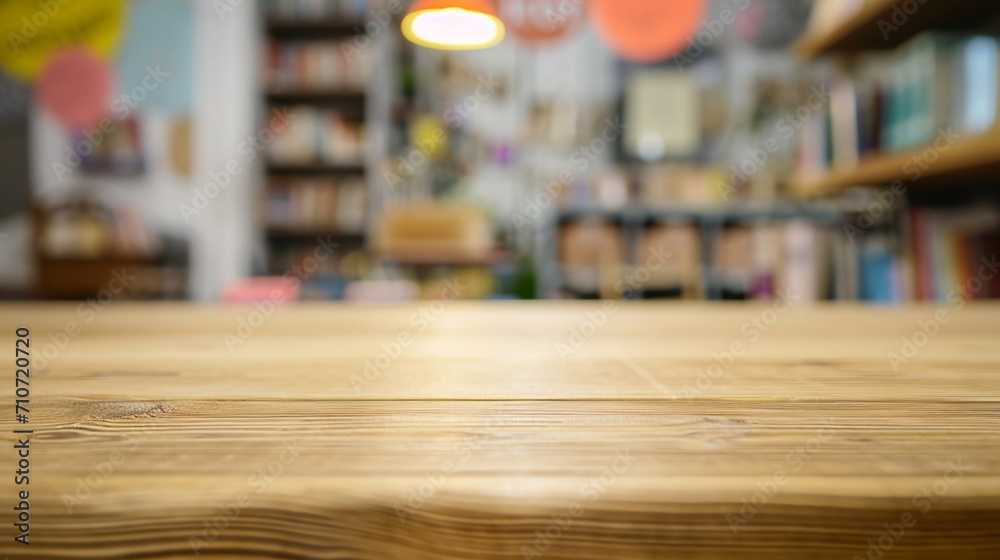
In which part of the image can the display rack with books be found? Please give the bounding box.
[259,0,374,295]
[848,195,1000,304]
[791,0,1000,195]
[265,39,372,92]
[266,177,367,234]
[541,204,849,301]
[782,0,1000,304]
[266,107,366,165]
[544,198,1000,304]
[796,33,1000,186]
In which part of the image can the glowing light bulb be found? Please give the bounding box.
[402,1,505,50]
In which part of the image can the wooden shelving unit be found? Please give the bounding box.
[265,162,366,176]
[265,18,366,39]
[265,227,365,240]
[791,0,1000,197]
[791,127,1000,196]
[265,89,366,109]
[794,0,1000,59]
[260,7,373,287]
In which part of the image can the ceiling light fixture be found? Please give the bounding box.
[402,0,505,50]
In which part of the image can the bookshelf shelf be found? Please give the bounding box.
[794,0,1000,59]
[266,227,365,240]
[265,19,365,38]
[791,127,1000,196]
[265,89,366,107]
[266,163,366,176]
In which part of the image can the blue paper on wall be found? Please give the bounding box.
[117,0,193,114]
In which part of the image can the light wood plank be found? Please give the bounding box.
[0,302,998,558]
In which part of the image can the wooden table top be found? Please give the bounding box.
[1,301,998,559]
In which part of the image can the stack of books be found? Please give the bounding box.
[265,40,371,90]
[267,177,367,233]
[266,107,366,165]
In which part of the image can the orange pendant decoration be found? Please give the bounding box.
[500,0,583,45]
[590,0,706,63]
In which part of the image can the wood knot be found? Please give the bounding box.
[84,401,174,421]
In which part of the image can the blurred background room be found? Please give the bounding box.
[2,0,1000,305]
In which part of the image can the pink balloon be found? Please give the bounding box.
[36,48,114,129]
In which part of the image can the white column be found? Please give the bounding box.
[190,0,260,301]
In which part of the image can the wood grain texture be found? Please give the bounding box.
[1,302,999,559]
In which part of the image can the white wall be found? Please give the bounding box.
[28,0,261,301]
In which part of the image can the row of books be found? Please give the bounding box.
[558,221,704,299]
[264,0,370,19]
[881,34,997,152]
[546,163,782,212]
[265,40,372,91]
[266,178,367,233]
[556,207,1000,302]
[713,221,848,302]
[800,32,998,173]
[267,107,366,165]
[857,205,1000,303]
[557,219,858,301]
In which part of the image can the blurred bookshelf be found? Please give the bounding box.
[791,128,1000,196]
[259,0,375,285]
[794,0,1000,58]
[541,204,848,301]
[774,1,1000,305]
[264,89,367,109]
[265,163,366,176]
[793,0,1000,197]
